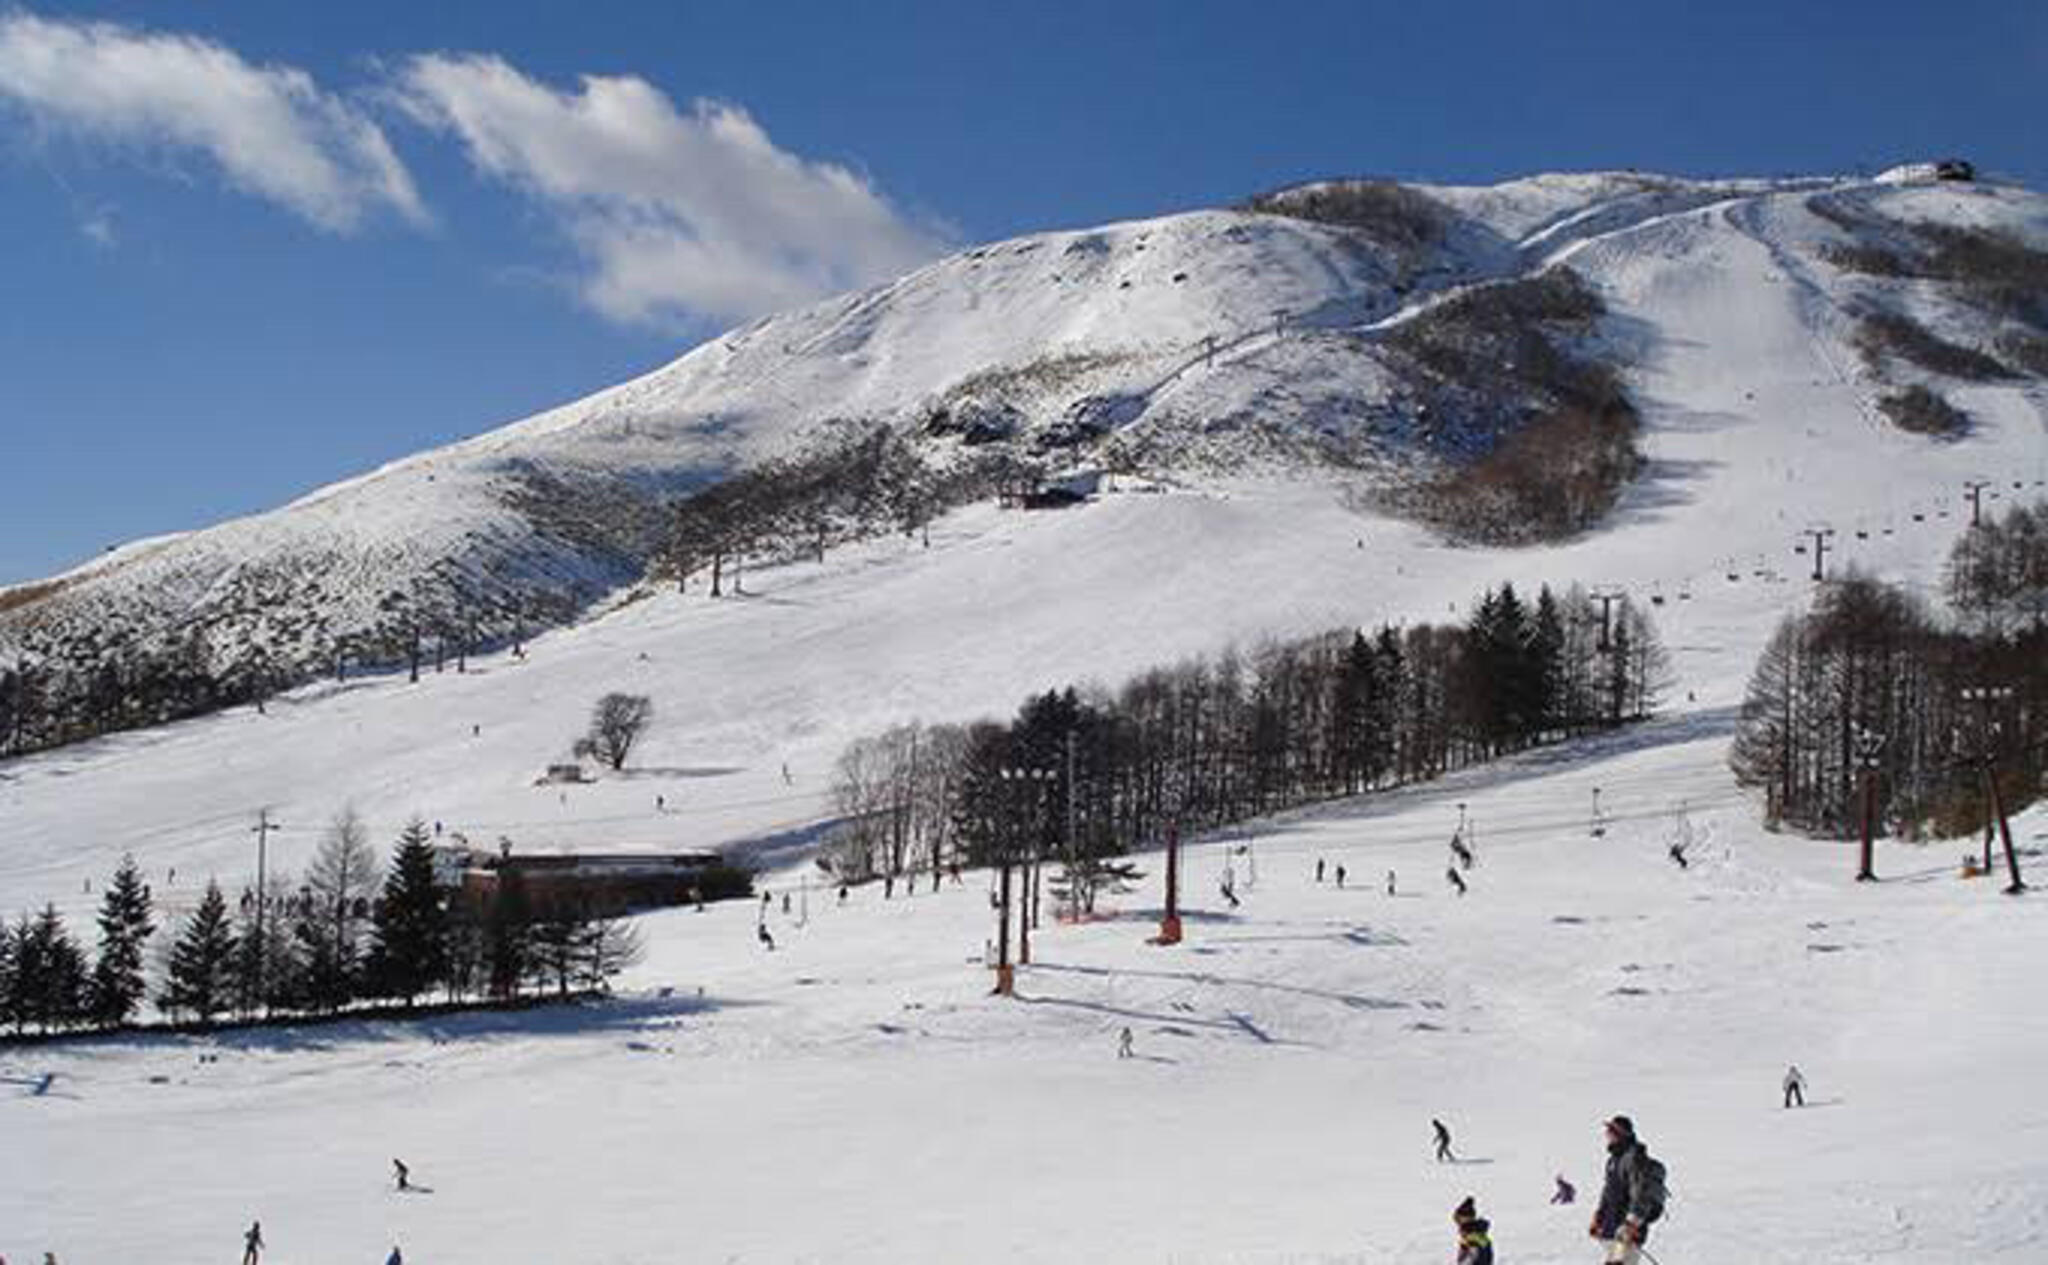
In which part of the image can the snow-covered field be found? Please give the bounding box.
[4,167,2048,1261]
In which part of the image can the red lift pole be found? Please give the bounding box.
[1156,824,1183,945]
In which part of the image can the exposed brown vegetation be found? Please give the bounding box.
[1876,385,1971,438]
[1853,311,2010,381]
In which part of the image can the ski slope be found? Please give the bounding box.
[3,168,2048,1261]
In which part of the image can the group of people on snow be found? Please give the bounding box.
[1445,1113,1667,1264]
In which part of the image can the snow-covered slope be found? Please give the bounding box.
[8,167,2041,705]
[3,167,2048,1263]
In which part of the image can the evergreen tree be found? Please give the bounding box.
[89,853,155,1027]
[299,809,380,1011]
[368,819,451,1005]
[531,900,590,998]
[162,881,237,1025]
[19,905,88,1031]
[0,917,16,1032]
[230,876,301,1017]
[1530,586,1567,739]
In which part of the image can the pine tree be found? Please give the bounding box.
[18,905,89,1031]
[230,876,301,1017]
[89,853,155,1027]
[0,918,16,1032]
[1530,586,1567,740]
[368,819,450,1005]
[162,881,237,1025]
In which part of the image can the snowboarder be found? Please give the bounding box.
[1335,864,1347,889]
[1316,858,1326,884]
[392,1158,410,1191]
[1552,1173,1577,1205]
[1453,1196,1494,1265]
[1118,1026,1134,1059]
[1783,1064,1806,1108]
[1433,1118,1455,1162]
[241,1221,264,1265]
[1590,1115,1666,1264]
[757,922,776,951]
[1447,866,1467,896]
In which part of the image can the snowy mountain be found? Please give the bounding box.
[6,166,2043,736]
[5,166,2048,1263]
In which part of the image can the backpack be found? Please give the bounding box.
[1635,1153,1669,1224]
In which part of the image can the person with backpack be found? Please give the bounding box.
[1590,1115,1666,1263]
[1453,1196,1495,1265]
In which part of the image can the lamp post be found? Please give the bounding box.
[1961,685,2026,895]
[997,764,1056,981]
[1853,725,1885,882]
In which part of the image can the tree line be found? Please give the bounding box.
[0,814,643,1038]
[1731,504,2048,839]
[825,583,1669,893]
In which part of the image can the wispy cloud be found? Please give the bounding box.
[0,11,424,232]
[392,54,948,329]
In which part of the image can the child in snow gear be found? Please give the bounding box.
[1433,1118,1455,1162]
[1590,1116,1666,1263]
[1553,1173,1578,1204]
[1453,1196,1494,1265]
[242,1221,264,1265]
[1783,1065,1806,1108]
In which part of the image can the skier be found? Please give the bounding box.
[839,884,850,905]
[1433,1118,1455,1162]
[1553,1173,1578,1205]
[1447,866,1468,896]
[757,921,776,951]
[241,1221,264,1265]
[1590,1115,1666,1264]
[1335,864,1347,889]
[1783,1064,1806,1108]
[386,1249,403,1265]
[782,893,792,915]
[656,794,666,812]
[392,1158,410,1191]
[1668,840,1689,870]
[1219,876,1240,909]
[1450,833,1473,870]
[1386,870,1397,896]
[1118,1026,1134,1059]
[1316,858,1326,884]
[1453,1196,1494,1265]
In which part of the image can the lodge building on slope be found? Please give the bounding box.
[431,844,752,915]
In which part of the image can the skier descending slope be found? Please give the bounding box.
[1783,1065,1806,1108]
[1433,1118,1455,1162]
[1590,1116,1666,1263]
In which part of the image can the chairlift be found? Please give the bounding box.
[1679,589,1693,601]
[1794,544,1807,555]
[1651,593,1666,607]
[1727,572,1741,582]
[1855,529,1869,540]
[1912,512,1926,523]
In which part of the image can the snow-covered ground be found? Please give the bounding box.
[4,167,2048,1261]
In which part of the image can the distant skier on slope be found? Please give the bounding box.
[1783,1064,1806,1108]
[1447,866,1468,896]
[1453,1196,1495,1265]
[1450,832,1473,871]
[385,1247,403,1265]
[1590,1115,1666,1264]
[1335,864,1347,889]
[1316,858,1326,883]
[1434,1118,1455,1162]
[1386,870,1397,896]
[1553,1173,1578,1205]
[1118,1026,1134,1059]
[757,922,776,951]
[392,1158,410,1191]
[241,1221,264,1265]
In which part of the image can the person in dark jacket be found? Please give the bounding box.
[1433,1118,1455,1162]
[1590,1115,1665,1263]
[1453,1196,1494,1265]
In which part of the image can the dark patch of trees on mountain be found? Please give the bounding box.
[0,817,644,1044]
[1732,506,2048,838]
[655,426,1041,594]
[823,582,1667,890]
[1876,385,1971,439]
[1852,310,2012,382]
[1811,201,2048,377]
[1372,269,1645,543]
[1242,180,1449,267]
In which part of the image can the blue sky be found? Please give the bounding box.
[2,0,2043,583]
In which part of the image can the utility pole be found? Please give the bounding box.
[993,856,1014,995]
[1589,589,1625,652]
[1800,528,1836,583]
[251,809,279,1007]
[1963,480,1993,528]
[1064,731,1079,923]
[1961,685,2026,894]
[1156,823,1183,946]
[1852,725,1884,882]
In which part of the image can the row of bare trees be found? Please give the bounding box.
[825,584,1668,890]
[1733,506,2048,839]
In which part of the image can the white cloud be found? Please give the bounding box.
[0,11,424,232]
[393,54,947,328]
[78,205,116,248]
